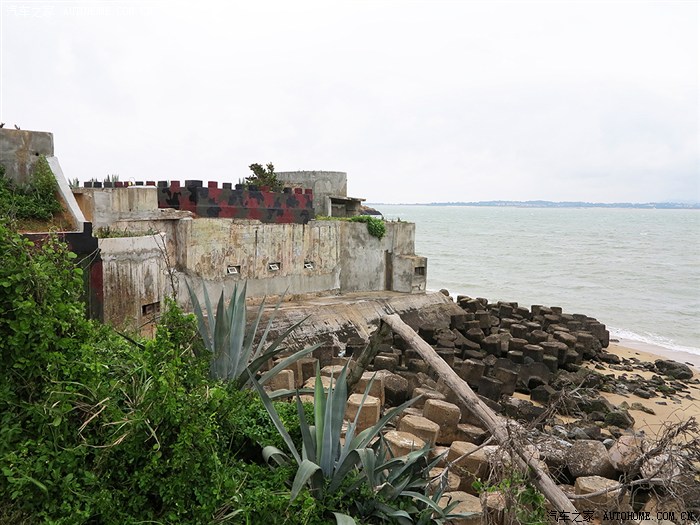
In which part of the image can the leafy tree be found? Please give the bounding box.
[245,162,283,191]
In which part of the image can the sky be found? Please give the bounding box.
[0,0,698,204]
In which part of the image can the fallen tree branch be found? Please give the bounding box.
[381,313,578,514]
[346,320,392,393]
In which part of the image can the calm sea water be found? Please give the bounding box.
[378,205,700,358]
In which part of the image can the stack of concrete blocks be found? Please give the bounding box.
[366,297,611,427]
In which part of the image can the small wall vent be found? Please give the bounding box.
[141,301,161,317]
[226,265,241,275]
[414,266,426,276]
[268,262,280,271]
[304,261,314,269]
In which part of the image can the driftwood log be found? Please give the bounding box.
[381,313,578,514]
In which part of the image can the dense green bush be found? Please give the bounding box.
[0,157,63,221]
[0,222,329,524]
[1,221,444,524]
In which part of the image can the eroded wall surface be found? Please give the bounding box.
[100,233,167,336]
[176,218,341,299]
[0,128,54,184]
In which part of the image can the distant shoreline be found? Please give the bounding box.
[368,201,700,209]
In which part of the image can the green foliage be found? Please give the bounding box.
[0,226,333,523]
[349,215,386,239]
[473,472,548,525]
[316,215,387,239]
[0,157,63,221]
[186,279,318,386]
[245,162,283,191]
[1,223,449,524]
[94,226,157,238]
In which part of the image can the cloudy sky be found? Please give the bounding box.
[1,0,697,203]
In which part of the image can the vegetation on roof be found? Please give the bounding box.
[0,157,63,222]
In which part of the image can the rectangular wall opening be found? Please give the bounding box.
[414,266,426,276]
[268,262,280,271]
[141,301,161,317]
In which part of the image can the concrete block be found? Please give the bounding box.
[412,387,446,409]
[354,371,385,405]
[447,441,490,494]
[345,393,381,433]
[267,369,294,392]
[574,475,630,509]
[320,365,345,379]
[522,344,544,362]
[477,376,504,401]
[492,367,517,396]
[298,357,318,383]
[459,359,485,388]
[423,398,461,430]
[438,491,482,525]
[427,467,460,494]
[398,414,440,446]
[376,370,409,406]
[456,423,489,445]
[384,430,425,457]
[373,354,399,372]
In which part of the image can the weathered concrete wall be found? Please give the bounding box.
[276,171,347,216]
[0,128,54,184]
[99,233,168,336]
[74,187,161,229]
[339,221,425,293]
[177,219,342,300]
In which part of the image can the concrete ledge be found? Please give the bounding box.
[248,291,464,353]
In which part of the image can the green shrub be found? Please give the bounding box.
[316,215,387,239]
[349,215,386,239]
[0,157,63,221]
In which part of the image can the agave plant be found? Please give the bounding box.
[252,363,455,524]
[186,279,318,388]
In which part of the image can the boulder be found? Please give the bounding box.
[604,410,635,429]
[574,475,630,509]
[654,359,694,380]
[608,434,644,473]
[566,440,616,479]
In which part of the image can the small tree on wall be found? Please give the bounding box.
[245,162,283,191]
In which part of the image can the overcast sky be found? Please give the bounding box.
[1,0,698,203]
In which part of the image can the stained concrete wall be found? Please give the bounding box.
[176,218,342,299]
[74,187,161,229]
[338,221,425,293]
[175,218,426,307]
[99,233,168,336]
[276,171,347,216]
[0,128,54,184]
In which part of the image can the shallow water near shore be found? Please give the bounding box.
[377,205,700,361]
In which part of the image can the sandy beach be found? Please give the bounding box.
[585,342,700,437]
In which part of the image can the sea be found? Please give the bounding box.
[376,205,700,362]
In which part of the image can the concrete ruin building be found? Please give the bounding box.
[1,128,429,336]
